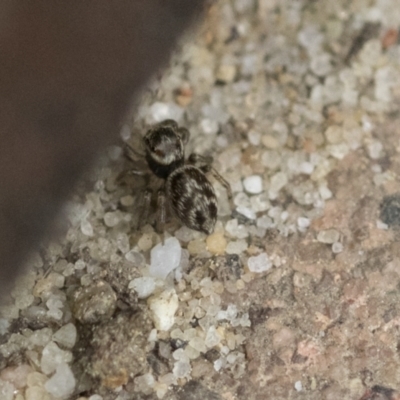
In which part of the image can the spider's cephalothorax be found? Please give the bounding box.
[144,120,185,179]
[123,119,232,235]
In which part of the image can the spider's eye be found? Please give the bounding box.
[149,145,158,154]
[155,149,164,157]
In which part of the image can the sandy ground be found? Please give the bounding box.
[2,1,400,399]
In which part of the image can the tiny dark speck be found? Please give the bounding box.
[380,194,400,227]
[371,385,395,396]
[177,381,221,400]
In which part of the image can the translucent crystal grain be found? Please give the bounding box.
[243,175,263,194]
[317,229,340,244]
[247,253,272,273]
[44,363,75,398]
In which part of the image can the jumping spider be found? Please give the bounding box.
[121,119,232,234]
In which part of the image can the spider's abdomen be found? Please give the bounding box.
[166,165,218,235]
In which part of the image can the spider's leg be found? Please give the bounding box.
[209,168,234,210]
[188,152,213,166]
[155,188,167,235]
[177,127,190,145]
[188,153,234,209]
[135,188,152,229]
[123,141,145,162]
[116,166,148,184]
[117,141,149,184]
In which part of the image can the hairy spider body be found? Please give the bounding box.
[144,123,184,179]
[123,119,232,235]
[167,165,218,234]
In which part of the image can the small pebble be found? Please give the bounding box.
[332,242,344,254]
[44,363,75,398]
[120,195,134,207]
[216,64,236,83]
[125,250,145,266]
[173,360,191,379]
[52,323,77,349]
[236,205,256,220]
[310,52,332,76]
[205,326,222,348]
[247,253,272,273]
[327,143,350,160]
[367,140,383,159]
[80,219,94,237]
[40,342,73,375]
[26,386,51,400]
[300,162,314,175]
[247,130,261,146]
[225,219,248,239]
[236,279,245,290]
[257,216,274,229]
[188,337,207,353]
[317,229,340,244]
[149,238,181,279]
[129,277,156,299]
[71,280,117,324]
[28,328,52,347]
[200,118,219,135]
[148,289,179,331]
[133,373,155,395]
[0,364,32,389]
[187,239,208,255]
[376,220,388,230]
[226,240,248,255]
[27,372,47,388]
[262,135,280,149]
[243,175,263,194]
[206,232,227,254]
[74,260,86,270]
[324,125,343,144]
[269,172,288,194]
[294,380,303,392]
[319,185,332,200]
[138,233,153,252]
[149,102,183,123]
[297,217,310,229]
[174,226,196,242]
[33,273,65,297]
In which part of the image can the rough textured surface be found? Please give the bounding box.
[87,311,153,390]
[2,0,400,399]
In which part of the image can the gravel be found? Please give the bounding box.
[2,0,400,398]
